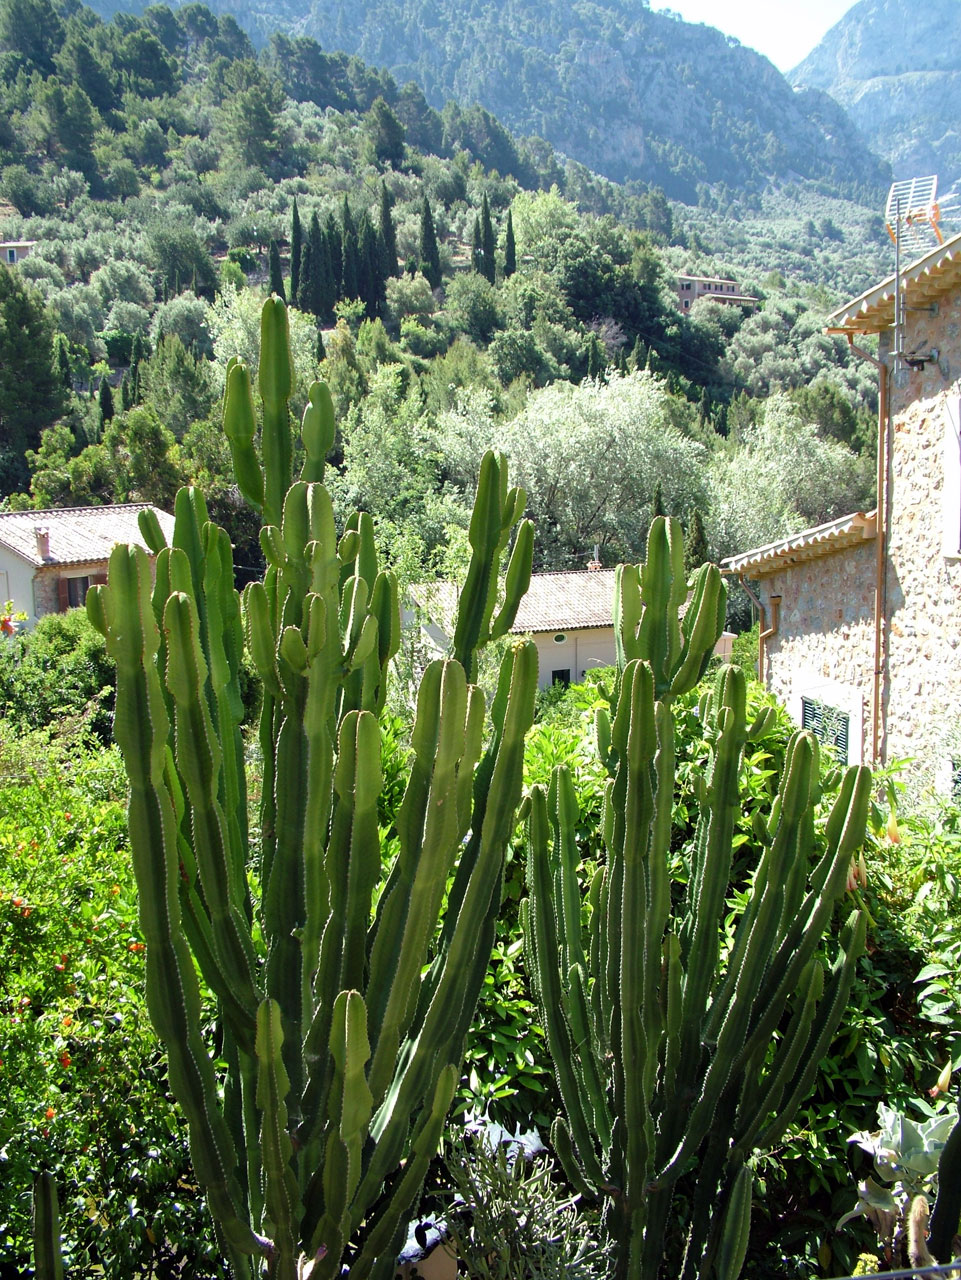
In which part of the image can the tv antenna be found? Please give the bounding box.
[885,175,944,381]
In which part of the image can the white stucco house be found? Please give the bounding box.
[414,566,734,691]
[723,230,961,794]
[0,504,175,627]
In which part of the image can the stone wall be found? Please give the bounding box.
[762,541,876,765]
[762,283,961,790]
[880,297,961,792]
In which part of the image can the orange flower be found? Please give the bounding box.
[45,1107,55,1120]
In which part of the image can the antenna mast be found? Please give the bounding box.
[885,175,943,381]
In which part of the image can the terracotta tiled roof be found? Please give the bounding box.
[510,569,617,633]
[828,230,961,336]
[721,510,877,577]
[0,504,175,568]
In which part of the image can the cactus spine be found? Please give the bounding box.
[89,300,537,1278]
[523,517,871,1280]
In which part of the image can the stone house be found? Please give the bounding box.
[722,230,961,792]
[0,504,175,628]
[676,274,757,313]
[413,567,734,691]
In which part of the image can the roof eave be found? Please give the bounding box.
[721,511,877,577]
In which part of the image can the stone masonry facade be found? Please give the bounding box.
[761,283,961,792]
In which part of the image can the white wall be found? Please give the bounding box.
[0,552,37,626]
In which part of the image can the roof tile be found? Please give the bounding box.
[0,504,175,568]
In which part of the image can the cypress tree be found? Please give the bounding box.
[480,193,495,284]
[56,336,71,391]
[98,377,114,424]
[340,195,359,301]
[355,213,375,316]
[325,211,342,301]
[504,208,516,278]
[297,239,314,314]
[268,239,286,302]
[684,507,710,576]
[586,333,605,381]
[471,216,484,275]
[317,230,336,323]
[290,198,303,302]
[419,195,441,289]
[379,181,398,279]
[358,214,385,318]
[316,327,326,362]
[341,225,359,301]
[120,370,133,411]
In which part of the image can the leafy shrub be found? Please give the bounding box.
[438,1130,611,1279]
[0,609,115,742]
[0,741,221,1277]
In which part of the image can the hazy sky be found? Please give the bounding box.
[650,0,859,72]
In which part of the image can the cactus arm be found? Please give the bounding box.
[137,505,168,554]
[331,711,382,992]
[32,1172,64,1280]
[164,591,260,1030]
[99,546,261,1261]
[525,787,607,1188]
[616,661,658,1244]
[752,909,867,1151]
[360,642,536,1191]
[713,1165,753,1280]
[365,663,479,1103]
[678,665,748,1067]
[260,296,294,528]
[613,563,642,669]
[452,451,523,679]
[346,1066,457,1278]
[669,563,725,698]
[223,358,265,511]
[489,517,534,638]
[300,381,336,484]
[637,517,685,696]
[265,702,308,1117]
[729,764,873,1070]
[255,999,300,1280]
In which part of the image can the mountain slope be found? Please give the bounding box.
[791,0,961,186]
[78,0,889,203]
[284,0,888,200]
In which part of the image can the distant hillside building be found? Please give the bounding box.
[676,274,757,313]
[0,240,37,265]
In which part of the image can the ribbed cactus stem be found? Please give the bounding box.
[89,299,536,1280]
[523,516,871,1280]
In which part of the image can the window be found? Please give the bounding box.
[551,669,571,687]
[66,576,91,608]
[5,248,15,264]
[801,696,849,765]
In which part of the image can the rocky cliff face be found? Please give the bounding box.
[791,0,961,187]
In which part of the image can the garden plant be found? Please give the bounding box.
[83,296,538,1278]
[524,518,874,1280]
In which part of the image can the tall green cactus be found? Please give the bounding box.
[523,516,871,1280]
[88,299,537,1279]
